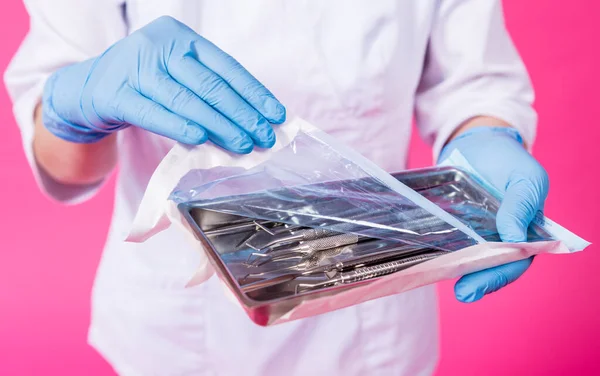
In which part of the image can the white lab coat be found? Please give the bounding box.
[4,1,536,375]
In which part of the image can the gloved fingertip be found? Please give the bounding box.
[236,143,254,155]
[454,259,533,303]
[454,278,484,303]
[257,134,276,149]
[496,212,529,243]
[183,125,208,145]
[496,178,547,243]
[500,229,528,243]
[254,118,276,148]
[223,134,254,154]
[263,97,286,124]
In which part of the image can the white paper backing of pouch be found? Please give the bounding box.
[126,116,306,286]
[126,117,590,322]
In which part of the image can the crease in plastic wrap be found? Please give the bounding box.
[127,116,590,325]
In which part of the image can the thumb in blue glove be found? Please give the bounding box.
[438,126,549,303]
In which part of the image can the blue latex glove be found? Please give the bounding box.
[438,126,549,303]
[42,16,286,153]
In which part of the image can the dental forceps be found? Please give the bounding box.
[248,233,363,266]
[245,227,342,251]
[242,242,432,278]
[295,251,446,293]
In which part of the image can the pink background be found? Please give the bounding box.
[0,1,598,375]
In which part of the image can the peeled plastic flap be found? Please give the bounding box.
[167,117,485,252]
[127,117,305,243]
[128,117,483,251]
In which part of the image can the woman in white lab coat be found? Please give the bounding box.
[4,1,549,375]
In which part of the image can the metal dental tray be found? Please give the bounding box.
[178,166,553,325]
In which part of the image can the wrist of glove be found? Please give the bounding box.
[438,125,549,303]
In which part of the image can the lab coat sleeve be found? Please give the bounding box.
[414,0,537,160]
[3,0,127,204]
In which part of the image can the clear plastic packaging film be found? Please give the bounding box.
[128,117,591,326]
[170,127,487,252]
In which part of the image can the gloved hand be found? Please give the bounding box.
[438,126,549,303]
[42,16,285,153]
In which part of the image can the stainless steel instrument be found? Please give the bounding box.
[295,251,447,293]
[248,233,363,266]
[245,227,341,251]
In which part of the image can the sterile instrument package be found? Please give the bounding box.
[127,117,590,326]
